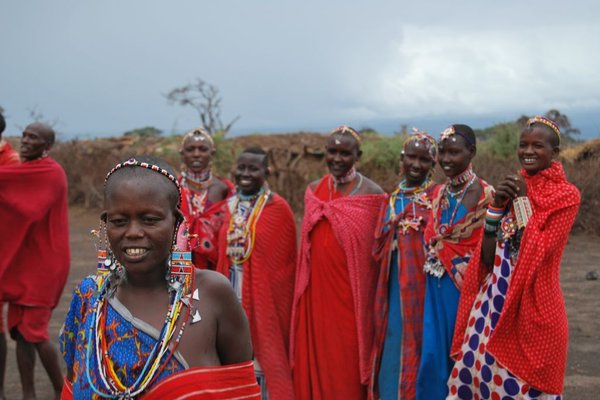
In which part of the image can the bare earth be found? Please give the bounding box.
[2,207,599,399]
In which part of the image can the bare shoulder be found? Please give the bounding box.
[195,269,235,301]
[356,174,384,195]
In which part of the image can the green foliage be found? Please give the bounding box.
[360,134,407,170]
[212,130,240,177]
[478,122,520,159]
[123,126,162,137]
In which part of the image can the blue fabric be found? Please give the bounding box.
[416,199,467,400]
[378,248,402,400]
[60,276,184,398]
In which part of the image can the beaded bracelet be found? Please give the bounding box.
[513,196,533,229]
[485,204,506,225]
[484,221,499,236]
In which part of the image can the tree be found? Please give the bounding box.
[122,126,162,138]
[165,78,240,136]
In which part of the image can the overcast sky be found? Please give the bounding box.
[2,0,599,138]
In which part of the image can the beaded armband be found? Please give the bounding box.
[513,196,533,229]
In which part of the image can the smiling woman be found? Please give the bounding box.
[291,125,386,400]
[448,116,580,399]
[59,156,259,399]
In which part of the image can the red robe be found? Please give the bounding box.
[61,361,262,400]
[0,157,70,308]
[217,193,297,399]
[291,176,386,399]
[451,162,580,393]
[180,177,235,270]
[0,140,20,166]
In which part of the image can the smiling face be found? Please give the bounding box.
[235,152,268,196]
[104,174,179,277]
[325,134,360,178]
[180,136,215,173]
[20,123,53,161]
[401,141,435,186]
[518,126,559,175]
[437,135,475,178]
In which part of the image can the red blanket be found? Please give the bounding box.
[181,178,235,270]
[60,361,261,399]
[290,180,386,386]
[0,140,19,166]
[451,161,580,393]
[216,193,297,399]
[0,157,70,307]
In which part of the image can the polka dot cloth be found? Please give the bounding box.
[447,241,561,400]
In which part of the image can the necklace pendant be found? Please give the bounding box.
[191,309,202,324]
[438,223,450,235]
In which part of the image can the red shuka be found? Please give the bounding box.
[0,157,70,308]
[216,193,297,399]
[291,177,386,397]
[60,361,261,400]
[180,178,235,270]
[0,140,20,166]
[451,162,580,394]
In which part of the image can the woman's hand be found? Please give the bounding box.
[493,174,527,207]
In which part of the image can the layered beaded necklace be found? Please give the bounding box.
[388,176,433,235]
[439,168,477,235]
[181,169,212,215]
[226,186,271,265]
[86,251,194,399]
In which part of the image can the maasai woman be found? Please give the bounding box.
[416,124,494,400]
[291,126,386,400]
[60,156,260,399]
[448,117,580,399]
[216,147,297,400]
[370,130,440,400]
[179,128,234,269]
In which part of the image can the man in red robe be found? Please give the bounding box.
[0,122,70,399]
[216,147,297,399]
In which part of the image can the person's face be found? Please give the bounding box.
[438,135,475,179]
[104,176,178,276]
[325,134,360,178]
[235,153,268,196]
[20,125,50,161]
[180,137,215,173]
[518,127,558,175]
[401,141,434,186]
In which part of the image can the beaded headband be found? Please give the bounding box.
[105,158,182,207]
[439,125,475,146]
[404,128,438,161]
[527,116,561,144]
[181,127,215,147]
[329,125,362,144]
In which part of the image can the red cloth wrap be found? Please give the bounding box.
[451,162,580,394]
[0,140,20,166]
[290,178,386,386]
[424,179,494,288]
[180,177,235,270]
[0,157,70,308]
[217,193,297,399]
[60,361,261,400]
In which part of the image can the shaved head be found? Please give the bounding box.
[25,123,55,146]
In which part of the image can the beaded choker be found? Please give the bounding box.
[332,166,357,186]
[388,177,433,235]
[449,164,475,187]
[182,169,212,186]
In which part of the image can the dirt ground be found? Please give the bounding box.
[2,206,599,399]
